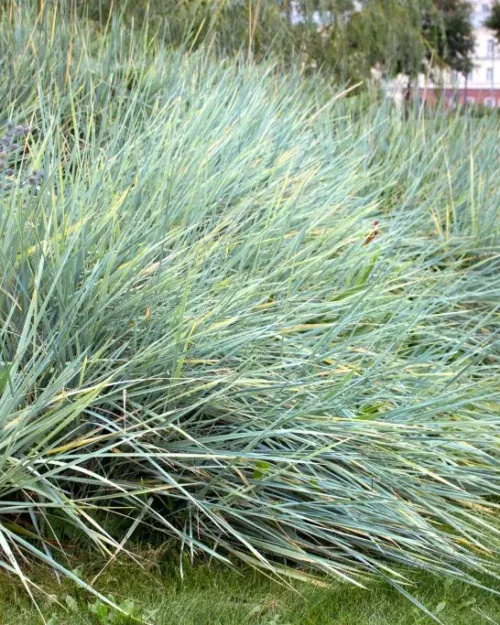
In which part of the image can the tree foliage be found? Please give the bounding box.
[74,0,475,82]
[423,0,475,76]
[485,1,500,41]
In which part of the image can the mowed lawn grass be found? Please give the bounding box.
[1,556,500,625]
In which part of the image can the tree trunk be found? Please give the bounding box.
[404,76,413,120]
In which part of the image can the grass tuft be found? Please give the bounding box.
[0,2,499,617]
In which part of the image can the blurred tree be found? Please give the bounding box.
[485,1,500,41]
[73,0,474,87]
[423,0,475,77]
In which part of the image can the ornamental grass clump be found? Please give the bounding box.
[0,1,499,616]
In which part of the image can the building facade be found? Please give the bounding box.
[419,0,500,107]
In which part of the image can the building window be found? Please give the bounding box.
[484,97,495,107]
[467,71,474,82]
[483,3,490,12]
[466,96,476,105]
[487,67,494,81]
[487,39,495,57]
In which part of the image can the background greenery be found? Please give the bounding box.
[486,0,500,40]
[71,0,475,85]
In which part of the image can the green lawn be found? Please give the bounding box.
[2,557,499,625]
